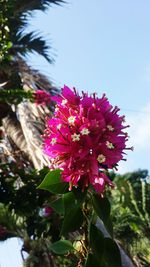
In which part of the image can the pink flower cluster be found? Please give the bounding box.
[44,86,132,194]
[34,90,51,105]
[43,206,53,217]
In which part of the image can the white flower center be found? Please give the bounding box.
[55,106,59,112]
[71,133,80,142]
[68,116,76,124]
[80,128,90,135]
[61,99,68,105]
[107,125,114,131]
[97,154,106,163]
[106,141,114,149]
[57,124,62,130]
[51,138,57,145]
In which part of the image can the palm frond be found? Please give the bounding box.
[9,15,29,34]
[13,0,64,14]
[13,32,53,63]
[2,0,65,62]
[1,102,51,170]
[17,57,59,95]
[0,56,59,169]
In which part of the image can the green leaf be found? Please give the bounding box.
[49,240,74,255]
[130,222,140,233]
[63,192,76,214]
[105,217,113,237]
[90,224,104,264]
[37,169,68,194]
[7,41,13,49]
[50,197,64,215]
[85,253,101,267]
[92,194,110,224]
[61,206,84,235]
[102,238,122,267]
[92,194,113,235]
[63,189,87,215]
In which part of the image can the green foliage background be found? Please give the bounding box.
[0,1,150,267]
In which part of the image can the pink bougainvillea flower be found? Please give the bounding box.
[43,206,53,217]
[39,206,53,217]
[34,90,51,105]
[44,85,132,194]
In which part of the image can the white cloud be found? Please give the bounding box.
[127,103,150,149]
[117,103,150,174]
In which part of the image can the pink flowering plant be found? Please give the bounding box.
[0,88,52,105]
[38,85,132,267]
[34,89,51,105]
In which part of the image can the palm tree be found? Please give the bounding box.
[0,1,64,266]
[0,0,63,169]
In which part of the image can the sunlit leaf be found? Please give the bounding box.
[37,169,68,194]
[49,239,74,255]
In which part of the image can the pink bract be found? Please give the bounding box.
[44,206,53,217]
[34,90,51,105]
[44,85,132,194]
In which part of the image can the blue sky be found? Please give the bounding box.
[28,0,150,108]
[1,0,150,266]
[28,0,150,174]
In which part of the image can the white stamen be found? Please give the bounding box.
[68,116,76,124]
[55,106,59,112]
[80,128,90,135]
[106,141,114,149]
[51,138,57,145]
[62,99,68,105]
[71,133,80,142]
[107,125,114,131]
[97,154,106,163]
[57,124,62,130]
